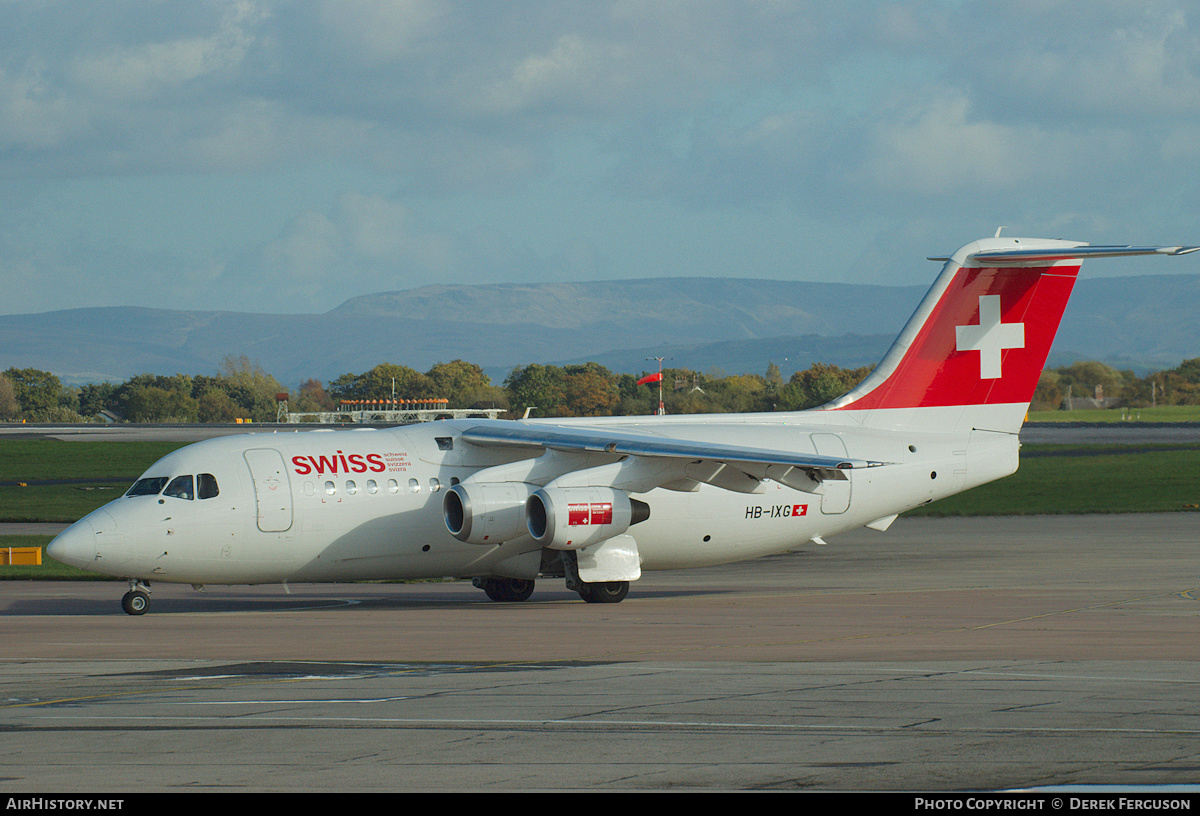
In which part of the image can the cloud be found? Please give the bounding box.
[314,0,447,65]
[68,1,263,101]
[3,1,1200,318]
[855,93,1071,196]
[946,1,1200,121]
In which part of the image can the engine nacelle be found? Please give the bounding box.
[443,482,535,544]
[526,486,649,551]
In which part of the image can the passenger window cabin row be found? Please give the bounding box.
[319,477,444,496]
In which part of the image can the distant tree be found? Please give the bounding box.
[505,362,620,417]
[707,373,769,413]
[123,385,200,423]
[1031,370,1064,411]
[426,360,492,408]
[559,362,620,417]
[616,372,657,416]
[1053,360,1129,399]
[0,374,18,420]
[293,378,335,413]
[505,363,567,419]
[1160,358,1200,405]
[1127,358,1200,407]
[1174,358,1200,383]
[328,363,432,404]
[111,374,195,421]
[78,382,116,418]
[778,363,872,411]
[765,361,783,394]
[3,367,63,417]
[465,385,510,412]
[197,389,241,423]
[217,355,286,421]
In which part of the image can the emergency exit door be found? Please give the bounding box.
[811,433,852,514]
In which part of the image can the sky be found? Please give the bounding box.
[2,0,1200,316]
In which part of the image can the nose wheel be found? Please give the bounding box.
[121,581,151,616]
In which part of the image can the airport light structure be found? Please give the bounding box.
[283,398,503,424]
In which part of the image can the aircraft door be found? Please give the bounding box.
[810,433,851,514]
[244,448,293,532]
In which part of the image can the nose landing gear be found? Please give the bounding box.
[121,580,151,616]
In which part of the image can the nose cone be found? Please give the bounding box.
[49,509,133,576]
[47,519,98,570]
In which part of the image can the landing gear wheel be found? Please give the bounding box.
[577,581,629,604]
[502,579,535,602]
[481,578,536,602]
[121,590,150,616]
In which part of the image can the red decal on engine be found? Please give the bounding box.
[567,502,613,526]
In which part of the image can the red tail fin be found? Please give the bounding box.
[827,238,1197,433]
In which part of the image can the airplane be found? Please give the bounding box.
[47,236,1197,615]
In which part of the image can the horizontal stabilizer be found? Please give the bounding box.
[928,244,1200,264]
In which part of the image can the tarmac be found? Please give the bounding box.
[3,512,1199,792]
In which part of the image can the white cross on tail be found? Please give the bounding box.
[954,294,1025,379]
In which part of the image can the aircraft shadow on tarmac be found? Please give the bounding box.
[5,584,726,616]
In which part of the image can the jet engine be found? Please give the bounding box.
[525,486,650,550]
[443,482,535,544]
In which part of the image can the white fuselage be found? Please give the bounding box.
[47,412,1018,586]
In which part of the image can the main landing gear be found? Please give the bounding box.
[475,550,633,604]
[576,581,629,604]
[121,580,151,616]
[473,576,631,604]
[475,577,536,602]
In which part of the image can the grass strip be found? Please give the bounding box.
[907,445,1200,516]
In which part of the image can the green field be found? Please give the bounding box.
[5,437,1200,523]
[905,443,1200,516]
[1,439,187,522]
[1026,404,1200,423]
[4,435,1200,580]
[0,439,188,580]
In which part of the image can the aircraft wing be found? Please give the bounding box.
[460,422,875,469]
[459,421,885,495]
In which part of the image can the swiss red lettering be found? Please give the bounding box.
[291,451,399,476]
[568,504,590,525]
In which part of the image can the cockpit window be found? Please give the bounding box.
[164,474,194,500]
[198,473,219,500]
[126,476,168,497]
